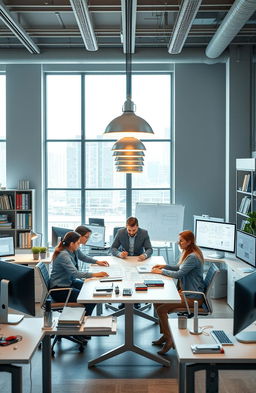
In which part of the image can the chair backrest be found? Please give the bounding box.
[113,226,124,239]
[36,261,50,307]
[202,263,220,314]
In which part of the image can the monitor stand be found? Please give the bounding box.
[236,331,256,343]
[207,250,225,259]
[0,279,24,324]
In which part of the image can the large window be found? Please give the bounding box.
[0,75,6,187]
[45,73,172,243]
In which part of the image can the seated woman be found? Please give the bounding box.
[151,230,205,355]
[49,231,108,316]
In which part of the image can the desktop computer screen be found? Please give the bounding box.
[88,218,105,227]
[195,220,236,258]
[86,225,105,248]
[236,230,256,268]
[0,236,15,258]
[0,261,35,324]
[233,272,256,343]
[51,226,72,247]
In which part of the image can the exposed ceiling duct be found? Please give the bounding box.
[121,0,137,54]
[168,0,202,54]
[69,0,98,51]
[0,0,40,54]
[206,0,256,59]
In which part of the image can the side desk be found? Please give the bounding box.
[169,318,256,393]
[0,318,43,393]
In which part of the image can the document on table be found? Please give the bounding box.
[88,265,123,277]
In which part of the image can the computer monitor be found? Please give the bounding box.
[51,226,72,247]
[88,218,105,227]
[233,272,256,343]
[193,215,224,233]
[236,230,256,268]
[195,220,236,259]
[86,224,105,248]
[0,261,35,324]
[0,236,15,259]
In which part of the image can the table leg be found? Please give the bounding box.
[178,363,185,393]
[42,335,52,393]
[88,303,170,367]
[0,365,22,393]
[206,364,218,393]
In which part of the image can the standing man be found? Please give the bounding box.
[74,225,109,269]
[110,217,153,260]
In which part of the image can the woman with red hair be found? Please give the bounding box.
[151,230,205,355]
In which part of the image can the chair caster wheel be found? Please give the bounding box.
[79,345,84,352]
[51,350,55,357]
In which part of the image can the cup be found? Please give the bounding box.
[177,312,187,329]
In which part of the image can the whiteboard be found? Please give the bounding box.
[135,203,185,242]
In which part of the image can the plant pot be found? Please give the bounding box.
[40,252,46,259]
[33,253,40,261]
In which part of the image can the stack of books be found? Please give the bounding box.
[0,214,12,229]
[83,316,115,334]
[143,279,165,287]
[57,307,86,329]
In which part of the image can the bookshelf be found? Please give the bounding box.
[236,159,256,231]
[0,189,35,249]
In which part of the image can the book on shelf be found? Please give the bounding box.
[243,198,251,214]
[240,220,249,231]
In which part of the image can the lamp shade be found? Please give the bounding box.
[113,150,145,157]
[115,160,144,166]
[112,137,146,152]
[116,165,143,173]
[114,156,143,161]
[105,99,154,134]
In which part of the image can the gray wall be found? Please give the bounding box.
[6,64,43,233]
[4,48,253,236]
[175,63,226,230]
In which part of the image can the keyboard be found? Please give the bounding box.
[210,330,234,346]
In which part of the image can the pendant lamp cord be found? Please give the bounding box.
[125,0,132,100]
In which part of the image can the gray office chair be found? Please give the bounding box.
[36,262,87,355]
[172,263,220,317]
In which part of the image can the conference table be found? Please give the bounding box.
[77,255,181,367]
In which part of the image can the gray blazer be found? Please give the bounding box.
[110,227,153,259]
[162,253,205,298]
[49,249,93,289]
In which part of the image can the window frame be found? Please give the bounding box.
[44,72,173,243]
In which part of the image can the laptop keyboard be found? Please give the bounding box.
[211,330,234,346]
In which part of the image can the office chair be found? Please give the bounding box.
[172,263,220,317]
[36,262,88,355]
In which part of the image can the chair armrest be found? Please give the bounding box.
[181,290,208,315]
[48,287,72,307]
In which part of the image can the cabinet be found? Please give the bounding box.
[236,158,256,231]
[0,189,35,249]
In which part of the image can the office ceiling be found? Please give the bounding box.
[0,0,256,53]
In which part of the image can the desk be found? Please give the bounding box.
[169,318,256,393]
[4,254,51,302]
[78,255,180,367]
[0,318,43,393]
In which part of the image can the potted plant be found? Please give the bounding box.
[31,246,40,260]
[39,246,47,259]
[244,211,256,236]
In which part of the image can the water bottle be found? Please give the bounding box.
[44,298,53,328]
